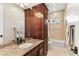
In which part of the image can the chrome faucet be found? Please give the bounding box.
[13,27,25,45]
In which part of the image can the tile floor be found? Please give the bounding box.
[47,41,76,56]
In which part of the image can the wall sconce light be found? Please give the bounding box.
[19,3,25,8]
[35,12,43,18]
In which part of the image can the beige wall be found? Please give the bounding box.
[48,10,66,40]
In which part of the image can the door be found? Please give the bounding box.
[0,4,3,43]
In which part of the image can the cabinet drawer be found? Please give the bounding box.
[24,43,44,56]
[39,47,43,55]
[37,43,44,56]
[39,43,43,47]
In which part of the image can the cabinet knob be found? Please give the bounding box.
[0,35,3,37]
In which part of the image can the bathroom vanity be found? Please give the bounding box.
[0,38,44,56]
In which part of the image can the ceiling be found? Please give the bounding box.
[17,3,66,13]
[16,3,40,9]
[46,3,66,13]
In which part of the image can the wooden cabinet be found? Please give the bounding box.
[24,42,44,56]
[37,43,44,56]
[24,3,48,55]
[25,9,33,38]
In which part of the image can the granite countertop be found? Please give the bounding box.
[0,38,44,56]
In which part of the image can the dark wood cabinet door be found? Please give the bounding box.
[25,9,33,37]
[32,17,43,39]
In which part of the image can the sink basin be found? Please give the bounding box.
[19,43,33,48]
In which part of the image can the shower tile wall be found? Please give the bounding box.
[48,10,66,40]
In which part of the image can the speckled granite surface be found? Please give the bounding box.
[0,38,43,56]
